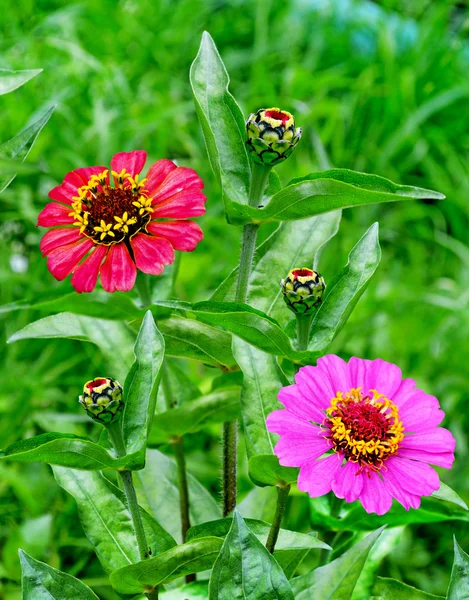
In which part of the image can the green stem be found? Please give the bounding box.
[136,272,153,308]
[296,313,313,352]
[266,484,291,553]
[107,421,149,562]
[223,162,271,517]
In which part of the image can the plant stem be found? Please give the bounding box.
[296,313,313,352]
[136,273,153,308]
[266,483,291,553]
[223,162,271,517]
[107,421,149,562]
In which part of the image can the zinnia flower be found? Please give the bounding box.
[266,355,456,515]
[38,151,206,293]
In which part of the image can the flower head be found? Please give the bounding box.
[38,151,206,293]
[246,107,302,165]
[281,267,325,314]
[267,355,456,515]
[79,377,123,424]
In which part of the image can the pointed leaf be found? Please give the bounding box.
[447,538,469,600]
[208,510,294,599]
[19,550,99,599]
[0,68,42,95]
[309,223,381,352]
[110,537,223,594]
[0,105,55,192]
[372,577,443,599]
[291,527,385,599]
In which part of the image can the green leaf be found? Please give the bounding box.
[158,300,316,364]
[187,516,330,552]
[223,169,445,225]
[232,340,285,458]
[208,510,294,599]
[0,68,42,95]
[161,581,209,599]
[134,449,221,543]
[0,432,140,470]
[190,32,250,210]
[291,527,385,600]
[309,223,381,352]
[53,467,176,573]
[110,536,223,595]
[121,312,164,457]
[0,105,55,193]
[159,316,237,370]
[19,550,99,599]
[371,577,443,599]
[432,482,468,510]
[447,538,469,600]
[149,388,241,444]
[8,312,135,379]
[248,455,299,488]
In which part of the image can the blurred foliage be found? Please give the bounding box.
[2,0,469,597]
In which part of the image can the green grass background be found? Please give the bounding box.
[1,0,469,597]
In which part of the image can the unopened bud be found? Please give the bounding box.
[281,268,325,315]
[79,377,124,424]
[246,107,302,166]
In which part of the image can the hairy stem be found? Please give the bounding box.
[223,162,271,517]
[107,422,149,562]
[266,483,291,553]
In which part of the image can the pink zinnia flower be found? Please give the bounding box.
[38,151,206,293]
[266,355,456,515]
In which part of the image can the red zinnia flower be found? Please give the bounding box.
[38,151,206,293]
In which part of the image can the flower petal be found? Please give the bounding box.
[147,220,203,252]
[383,469,421,510]
[331,461,363,503]
[37,202,75,227]
[385,456,440,497]
[277,383,326,424]
[40,228,82,256]
[397,447,455,469]
[401,428,456,454]
[71,245,108,293]
[317,354,351,393]
[46,238,94,280]
[297,454,342,498]
[273,430,329,467]
[267,409,326,437]
[359,472,393,515]
[50,166,109,204]
[151,166,206,218]
[100,243,137,292]
[145,159,178,195]
[350,358,403,398]
[111,151,147,179]
[130,233,174,276]
[294,366,336,413]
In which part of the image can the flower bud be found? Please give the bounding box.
[79,377,124,424]
[246,107,302,166]
[281,268,325,315]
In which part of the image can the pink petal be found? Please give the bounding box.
[392,377,418,407]
[274,432,329,467]
[331,461,364,503]
[144,159,178,196]
[58,166,109,202]
[397,447,455,469]
[353,358,403,398]
[130,233,174,276]
[267,409,327,437]
[147,220,203,252]
[383,469,421,510]
[317,354,351,393]
[401,428,456,454]
[47,238,94,280]
[40,228,82,256]
[359,473,393,515]
[297,454,342,498]
[294,366,336,413]
[100,243,137,292]
[277,384,326,424]
[385,456,440,497]
[111,151,147,179]
[71,245,108,293]
[151,167,206,219]
[37,202,74,227]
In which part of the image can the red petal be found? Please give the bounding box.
[49,166,109,205]
[37,202,75,227]
[151,167,206,218]
[40,228,82,256]
[47,238,94,281]
[131,233,174,275]
[71,245,108,293]
[144,159,178,196]
[111,151,147,179]
[147,220,203,252]
[100,243,137,292]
